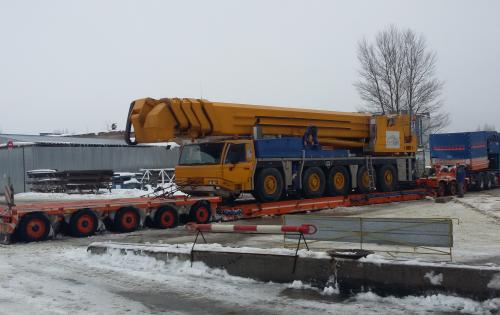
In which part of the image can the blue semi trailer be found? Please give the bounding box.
[430,131,500,190]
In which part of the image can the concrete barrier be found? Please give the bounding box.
[87,242,500,301]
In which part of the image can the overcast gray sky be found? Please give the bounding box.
[1,0,499,134]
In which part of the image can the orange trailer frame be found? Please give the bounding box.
[0,189,430,244]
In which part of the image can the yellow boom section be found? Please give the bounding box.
[126,97,416,153]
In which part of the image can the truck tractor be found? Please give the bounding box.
[429,131,500,191]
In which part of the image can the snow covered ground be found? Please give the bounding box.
[1,242,498,315]
[2,190,500,313]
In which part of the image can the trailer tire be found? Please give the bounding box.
[491,174,498,188]
[69,209,98,237]
[154,205,178,229]
[476,173,486,191]
[488,173,496,189]
[484,173,492,190]
[17,212,51,242]
[114,207,140,233]
[438,181,447,197]
[254,168,284,202]
[376,164,397,192]
[447,181,457,196]
[326,166,350,196]
[357,165,375,194]
[302,167,326,198]
[189,201,211,224]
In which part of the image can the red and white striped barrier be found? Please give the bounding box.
[187,223,317,235]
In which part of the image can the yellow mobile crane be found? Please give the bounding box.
[126,98,416,202]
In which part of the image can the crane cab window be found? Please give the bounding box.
[225,143,247,164]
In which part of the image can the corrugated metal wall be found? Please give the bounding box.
[0,145,179,194]
[0,147,26,193]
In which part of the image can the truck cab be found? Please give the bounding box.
[175,139,256,199]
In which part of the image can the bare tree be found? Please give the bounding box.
[355,25,449,133]
[476,123,496,131]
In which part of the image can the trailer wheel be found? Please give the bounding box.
[254,168,284,202]
[437,181,447,197]
[476,173,485,191]
[447,181,457,196]
[17,213,51,242]
[69,209,98,237]
[189,201,211,224]
[154,205,178,229]
[357,165,375,194]
[327,166,351,196]
[487,173,495,189]
[376,164,397,192]
[114,207,140,233]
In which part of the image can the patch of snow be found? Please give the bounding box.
[90,241,331,259]
[123,178,140,184]
[487,273,500,289]
[358,254,500,272]
[355,291,500,315]
[321,285,340,295]
[0,141,35,148]
[288,280,314,290]
[15,189,149,201]
[424,271,443,285]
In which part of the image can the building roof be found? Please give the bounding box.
[0,133,128,146]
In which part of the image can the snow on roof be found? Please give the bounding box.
[0,133,127,146]
[0,134,179,148]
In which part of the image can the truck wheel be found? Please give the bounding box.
[154,205,178,229]
[326,166,350,196]
[17,213,51,242]
[254,168,284,202]
[357,166,375,194]
[376,164,397,192]
[189,201,211,224]
[114,207,140,233]
[447,181,457,196]
[69,209,98,237]
[302,167,326,198]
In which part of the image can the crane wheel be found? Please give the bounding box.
[154,205,178,229]
[114,207,140,233]
[376,164,397,192]
[17,212,51,242]
[302,167,326,198]
[254,168,284,202]
[69,209,98,237]
[327,166,351,196]
[189,201,211,224]
[357,166,375,194]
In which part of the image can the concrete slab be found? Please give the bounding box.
[88,241,500,301]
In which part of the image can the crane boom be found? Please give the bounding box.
[126,97,415,153]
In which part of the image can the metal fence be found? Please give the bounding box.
[0,145,179,194]
[283,215,453,258]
